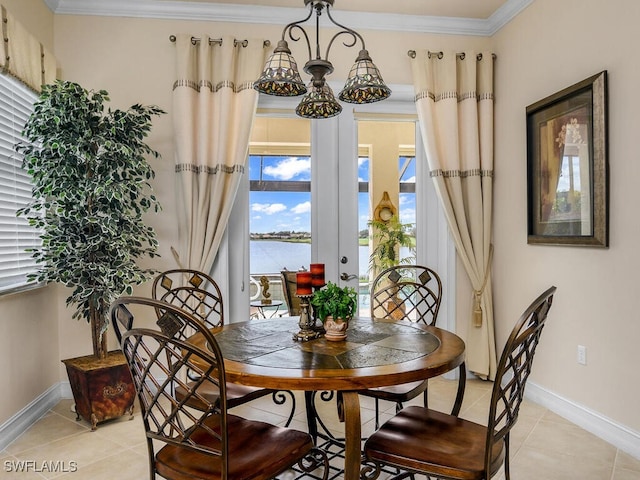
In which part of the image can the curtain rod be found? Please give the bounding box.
[407,50,496,60]
[169,35,270,48]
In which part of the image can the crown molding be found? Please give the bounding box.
[486,0,535,35]
[43,0,61,11]
[44,0,534,36]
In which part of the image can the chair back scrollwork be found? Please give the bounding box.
[152,268,224,328]
[370,265,442,324]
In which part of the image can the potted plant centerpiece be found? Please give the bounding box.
[16,80,164,429]
[311,282,358,341]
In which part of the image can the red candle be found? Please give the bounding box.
[296,271,312,295]
[310,263,325,287]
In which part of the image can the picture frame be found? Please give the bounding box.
[526,71,609,247]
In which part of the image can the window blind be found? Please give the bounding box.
[0,73,40,294]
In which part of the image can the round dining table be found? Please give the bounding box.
[190,316,465,480]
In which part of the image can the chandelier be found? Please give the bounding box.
[253,0,391,119]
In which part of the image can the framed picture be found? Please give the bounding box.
[526,71,609,247]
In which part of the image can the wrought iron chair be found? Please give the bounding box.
[361,286,557,480]
[151,268,225,328]
[111,296,270,412]
[117,297,328,480]
[359,265,465,429]
[281,269,302,316]
[369,265,443,323]
[140,269,295,423]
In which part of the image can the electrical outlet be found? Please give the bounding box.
[577,345,587,365]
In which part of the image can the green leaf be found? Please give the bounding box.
[15,80,166,357]
[310,282,358,321]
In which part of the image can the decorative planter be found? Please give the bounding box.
[387,296,407,320]
[323,316,349,341]
[62,350,135,430]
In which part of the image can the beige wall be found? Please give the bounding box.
[0,0,59,425]
[50,13,489,371]
[492,0,640,432]
[2,0,638,445]
[0,286,60,424]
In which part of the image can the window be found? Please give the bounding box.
[0,73,40,294]
[399,155,416,225]
[248,153,312,274]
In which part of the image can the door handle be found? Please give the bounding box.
[340,273,358,281]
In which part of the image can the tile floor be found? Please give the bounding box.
[1,378,639,479]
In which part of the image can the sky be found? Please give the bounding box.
[249,155,416,234]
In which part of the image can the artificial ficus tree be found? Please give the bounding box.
[17,80,165,359]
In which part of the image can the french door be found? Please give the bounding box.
[222,93,455,331]
[311,110,360,292]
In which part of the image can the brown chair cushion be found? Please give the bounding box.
[156,414,313,480]
[364,406,505,480]
[360,380,428,402]
[175,382,272,411]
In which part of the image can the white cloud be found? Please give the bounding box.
[358,157,368,167]
[251,203,287,215]
[400,208,416,225]
[263,157,310,180]
[402,175,416,183]
[399,194,412,205]
[291,201,311,214]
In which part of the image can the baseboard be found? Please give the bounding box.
[0,382,71,451]
[526,381,640,460]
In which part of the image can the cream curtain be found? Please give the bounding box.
[410,50,497,379]
[0,5,57,91]
[172,35,266,272]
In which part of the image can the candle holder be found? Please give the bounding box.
[293,294,322,342]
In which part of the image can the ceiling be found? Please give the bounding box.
[46,0,533,36]
[171,0,510,19]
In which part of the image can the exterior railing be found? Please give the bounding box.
[249,273,371,317]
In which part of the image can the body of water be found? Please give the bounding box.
[250,240,373,314]
[250,240,411,277]
[250,240,370,277]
